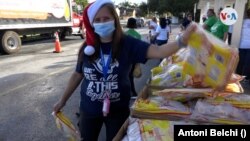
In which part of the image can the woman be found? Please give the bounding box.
[181,13,193,31]
[155,17,170,46]
[53,0,197,140]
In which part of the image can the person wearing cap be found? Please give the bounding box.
[53,0,197,140]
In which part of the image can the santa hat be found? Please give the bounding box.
[83,0,113,56]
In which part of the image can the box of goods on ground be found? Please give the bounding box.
[113,24,250,141]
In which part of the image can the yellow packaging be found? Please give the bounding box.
[139,119,173,141]
[183,27,239,89]
[52,111,81,141]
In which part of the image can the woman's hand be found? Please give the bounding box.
[53,100,66,113]
[181,22,197,45]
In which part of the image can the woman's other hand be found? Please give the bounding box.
[53,100,66,113]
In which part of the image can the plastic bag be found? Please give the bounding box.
[153,88,213,102]
[132,96,190,115]
[190,99,249,124]
[183,25,239,89]
[52,111,81,141]
[151,63,189,88]
[139,119,173,141]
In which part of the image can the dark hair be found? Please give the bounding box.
[127,17,137,28]
[159,17,167,29]
[187,13,192,18]
[208,9,215,15]
[78,3,124,63]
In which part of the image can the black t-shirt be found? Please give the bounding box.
[75,35,150,116]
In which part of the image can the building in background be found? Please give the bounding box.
[197,0,249,48]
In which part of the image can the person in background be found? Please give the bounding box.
[181,13,193,31]
[53,0,198,140]
[228,25,233,45]
[166,17,172,33]
[210,8,229,41]
[148,17,158,44]
[202,9,217,32]
[236,8,250,82]
[125,17,141,97]
[155,17,170,46]
[126,18,141,39]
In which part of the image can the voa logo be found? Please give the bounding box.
[220,7,238,25]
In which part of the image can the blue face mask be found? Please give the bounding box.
[93,20,115,38]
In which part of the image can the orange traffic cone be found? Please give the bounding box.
[53,32,62,53]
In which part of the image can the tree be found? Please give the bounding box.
[138,2,148,17]
[166,0,198,16]
[74,0,88,8]
[119,1,135,9]
[148,0,198,16]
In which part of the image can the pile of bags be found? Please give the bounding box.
[121,118,196,141]
[122,25,250,140]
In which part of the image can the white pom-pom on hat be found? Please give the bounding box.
[84,45,95,56]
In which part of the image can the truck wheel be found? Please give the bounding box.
[0,31,21,54]
[59,33,66,40]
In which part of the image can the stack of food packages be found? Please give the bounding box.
[124,25,250,140]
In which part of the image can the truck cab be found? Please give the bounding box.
[71,2,84,39]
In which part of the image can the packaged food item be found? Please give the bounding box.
[153,88,213,102]
[183,25,239,89]
[207,94,250,109]
[151,64,189,88]
[139,119,173,141]
[190,99,249,124]
[171,48,189,63]
[125,118,142,141]
[224,82,244,93]
[132,96,190,115]
[52,111,80,141]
